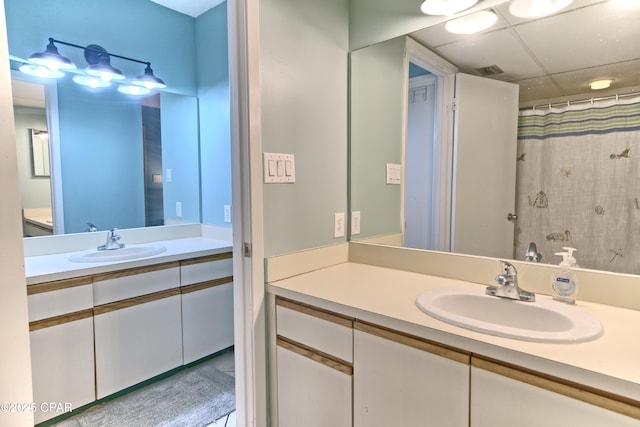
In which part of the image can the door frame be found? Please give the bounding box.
[228,0,268,425]
[404,38,457,251]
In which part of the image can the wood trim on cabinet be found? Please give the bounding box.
[27,276,93,295]
[92,261,180,283]
[180,252,233,266]
[93,288,180,315]
[354,320,470,365]
[472,355,640,420]
[277,335,353,376]
[180,276,234,294]
[29,308,94,331]
[275,296,354,329]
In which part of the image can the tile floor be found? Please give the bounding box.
[207,350,236,427]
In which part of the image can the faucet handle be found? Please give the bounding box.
[499,260,517,278]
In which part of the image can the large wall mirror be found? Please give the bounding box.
[6,0,230,238]
[350,0,640,275]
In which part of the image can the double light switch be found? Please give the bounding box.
[264,153,296,183]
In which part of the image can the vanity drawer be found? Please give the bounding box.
[93,262,180,305]
[27,277,93,322]
[276,297,353,363]
[180,252,233,285]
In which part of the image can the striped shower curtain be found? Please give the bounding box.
[514,95,640,274]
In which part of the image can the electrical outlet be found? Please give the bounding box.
[166,168,172,183]
[334,212,345,238]
[224,205,232,223]
[176,201,182,217]
[351,211,361,235]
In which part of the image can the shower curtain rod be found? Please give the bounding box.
[523,90,640,111]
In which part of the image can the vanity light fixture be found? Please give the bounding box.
[20,38,166,95]
[590,79,612,90]
[445,10,498,34]
[509,0,573,18]
[421,0,478,16]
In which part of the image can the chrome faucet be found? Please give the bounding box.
[524,241,542,262]
[486,260,535,302]
[98,228,124,251]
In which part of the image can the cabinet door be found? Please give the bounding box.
[94,294,183,398]
[274,298,354,427]
[182,282,234,364]
[276,342,352,427]
[354,325,469,427]
[471,364,639,427]
[30,318,95,424]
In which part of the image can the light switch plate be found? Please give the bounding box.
[351,211,361,235]
[224,205,232,223]
[386,163,402,185]
[176,201,182,217]
[264,153,295,183]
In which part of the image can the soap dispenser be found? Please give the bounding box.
[551,248,579,304]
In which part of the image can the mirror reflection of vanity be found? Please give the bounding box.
[349,0,640,275]
[6,0,230,239]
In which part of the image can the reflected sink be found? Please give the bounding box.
[416,288,602,343]
[69,245,167,263]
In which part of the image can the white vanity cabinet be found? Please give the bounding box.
[180,253,234,364]
[92,262,183,398]
[470,358,640,427]
[27,277,95,424]
[274,297,354,427]
[353,321,470,427]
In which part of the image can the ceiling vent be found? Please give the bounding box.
[475,65,504,76]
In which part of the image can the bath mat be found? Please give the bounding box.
[55,360,235,427]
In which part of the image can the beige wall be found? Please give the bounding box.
[0,2,35,426]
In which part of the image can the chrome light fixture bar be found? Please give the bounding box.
[20,38,166,94]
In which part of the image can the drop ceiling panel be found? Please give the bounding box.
[512,2,640,74]
[515,75,564,103]
[431,28,546,81]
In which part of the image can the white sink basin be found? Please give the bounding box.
[416,288,602,343]
[69,245,167,263]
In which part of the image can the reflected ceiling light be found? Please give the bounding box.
[18,63,64,79]
[445,10,498,34]
[421,0,478,16]
[509,0,573,18]
[73,75,111,88]
[117,85,152,96]
[21,37,167,92]
[590,79,612,90]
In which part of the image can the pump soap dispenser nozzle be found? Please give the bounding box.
[562,247,578,267]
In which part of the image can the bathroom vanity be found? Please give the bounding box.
[267,258,640,427]
[25,232,233,424]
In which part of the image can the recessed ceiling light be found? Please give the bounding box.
[421,0,478,16]
[590,79,612,90]
[445,10,498,34]
[509,0,573,18]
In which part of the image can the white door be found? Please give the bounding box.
[451,73,519,259]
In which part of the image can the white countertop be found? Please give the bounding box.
[267,262,640,401]
[25,237,232,285]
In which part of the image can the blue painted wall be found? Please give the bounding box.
[197,3,231,227]
[57,80,145,231]
[6,0,231,233]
